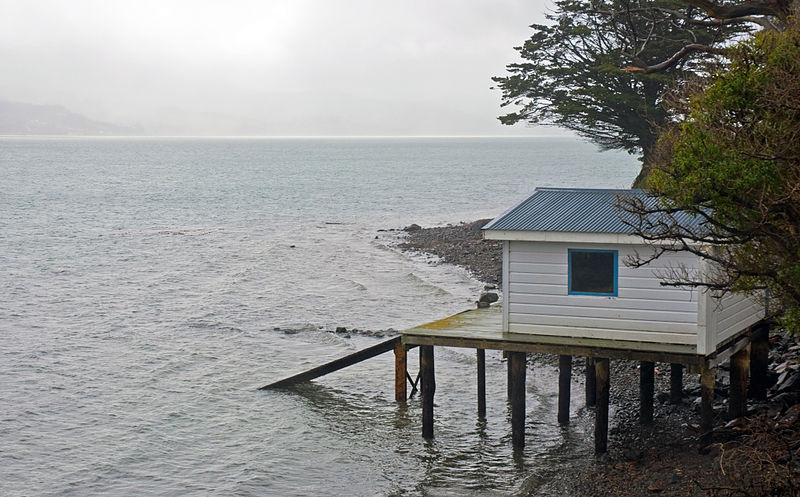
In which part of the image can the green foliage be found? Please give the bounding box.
[492,0,741,166]
[648,21,800,331]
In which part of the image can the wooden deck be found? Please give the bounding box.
[400,304,769,452]
[402,304,706,371]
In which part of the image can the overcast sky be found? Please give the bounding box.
[0,0,557,136]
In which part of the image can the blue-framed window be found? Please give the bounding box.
[568,249,618,296]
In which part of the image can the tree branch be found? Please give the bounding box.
[624,43,727,73]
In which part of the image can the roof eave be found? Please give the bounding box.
[483,229,701,247]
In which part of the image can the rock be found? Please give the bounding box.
[648,481,664,492]
[335,326,347,334]
[776,370,800,393]
[476,301,490,308]
[479,292,499,303]
[404,223,422,232]
[484,284,497,290]
[779,403,800,426]
[724,417,747,429]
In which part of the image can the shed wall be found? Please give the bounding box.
[507,241,700,347]
[712,292,764,345]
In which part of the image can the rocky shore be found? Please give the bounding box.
[397,219,502,287]
[394,219,800,497]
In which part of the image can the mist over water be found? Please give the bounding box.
[1,137,637,496]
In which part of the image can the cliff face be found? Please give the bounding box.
[0,100,141,135]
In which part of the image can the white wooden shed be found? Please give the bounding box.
[482,187,765,357]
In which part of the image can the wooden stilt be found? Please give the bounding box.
[558,355,572,425]
[700,365,715,446]
[750,323,770,400]
[394,341,407,402]
[594,358,610,455]
[420,345,435,439]
[729,345,750,419]
[507,352,513,399]
[509,351,526,449]
[640,361,654,426]
[670,363,684,404]
[477,348,486,419]
[585,357,596,408]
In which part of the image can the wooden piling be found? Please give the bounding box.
[594,358,610,455]
[394,341,407,403]
[670,363,684,404]
[420,345,435,439]
[558,355,572,425]
[507,352,513,399]
[509,351,527,449]
[700,365,715,446]
[477,348,486,419]
[585,357,596,408]
[749,323,770,400]
[640,361,654,425]
[729,345,750,419]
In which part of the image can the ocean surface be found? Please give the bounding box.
[1,137,639,496]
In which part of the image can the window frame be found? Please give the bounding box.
[567,248,618,297]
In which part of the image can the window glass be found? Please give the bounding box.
[569,250,617,296]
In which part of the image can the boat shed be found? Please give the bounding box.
[398,187,771,453]
[482,187,765,356]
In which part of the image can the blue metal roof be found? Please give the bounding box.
[483,188,700,234]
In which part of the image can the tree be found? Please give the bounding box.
[493,0,767,185]
[623,20,800,329]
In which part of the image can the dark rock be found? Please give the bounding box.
[776,370,800,392]
[335,326,347,334]
[771,391,800,409]
[779,403,800,426]
[404,223,422,232]
[478,292,499,303]
[476,301,490,308]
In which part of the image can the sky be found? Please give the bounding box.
[0,0,558,136]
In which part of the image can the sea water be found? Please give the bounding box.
[0,137,638,496]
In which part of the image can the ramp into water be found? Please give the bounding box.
[259,336,402,389]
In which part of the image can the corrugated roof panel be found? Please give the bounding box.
[483,188,702,234]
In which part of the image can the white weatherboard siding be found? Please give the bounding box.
[713,292,764,345]
[506,241,700,347]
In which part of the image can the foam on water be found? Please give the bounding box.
[1,137,636,496]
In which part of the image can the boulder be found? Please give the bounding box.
[479,292,499,303]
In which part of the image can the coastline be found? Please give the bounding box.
[395,219,800,497]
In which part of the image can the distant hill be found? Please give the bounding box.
[0,100,142,135]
